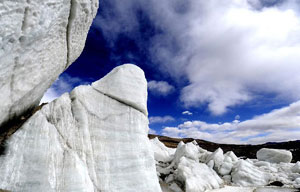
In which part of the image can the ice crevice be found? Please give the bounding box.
[21,6,29,33]
[8,57,18,107]
[65,0,76,69]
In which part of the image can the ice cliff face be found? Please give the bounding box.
[0,0,98,127]
[0,64,161,192]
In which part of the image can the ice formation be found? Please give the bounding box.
[0,0,98,126]
[0,64,161,192]
[257,148,293,163]
[151,138,300,192]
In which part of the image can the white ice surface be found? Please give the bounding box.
[173,142,201,165]
[151,138,300,192]
[257,148,293,163]
[92,64,148,116]
[231,159,270,187]
[0,65,161,192]
[292,162,300,173]
[176,157,223,192]
[154,141,223,192]
[205,148,225,173]
[0,0,98,126]
[150,137,176,162]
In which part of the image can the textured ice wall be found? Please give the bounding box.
[0,0,98,126]
[0,64,161,192]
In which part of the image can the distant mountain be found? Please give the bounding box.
[148,134,300,163]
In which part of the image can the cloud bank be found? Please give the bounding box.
[162,101,300,144]
[95,0,300,115]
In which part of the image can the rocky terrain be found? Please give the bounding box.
[149,134,300,163]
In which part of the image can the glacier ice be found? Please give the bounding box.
[154,140,223,192]
[0,0,98,127]
[150,137,176,162]
[177,157,223,192]
[150,137,300,192]
[0,64,161,192]
[92,64,148,115]
[257,148,293,164]
[231,159,270,186]
[291,162,300,173]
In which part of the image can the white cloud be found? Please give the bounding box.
[148,80,175,96]
[95,0,300,115]
[40,87,60,104]
[149,115,175,124]
[162,101,300,144]
[40,74,87,103]
[177,1,300,115]
[182,111,193,115]
[148,128,157,134]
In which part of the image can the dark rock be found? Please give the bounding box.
[268,181,284,187]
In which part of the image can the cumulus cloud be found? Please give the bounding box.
[182,111,193,115]
[148,80,175,96]
[95,0,300,115]
[177,1,300,115]
[40,74,87,103]
[162,101,300,144]
[149,115,175,124]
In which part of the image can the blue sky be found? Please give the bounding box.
[42,0,300,144]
